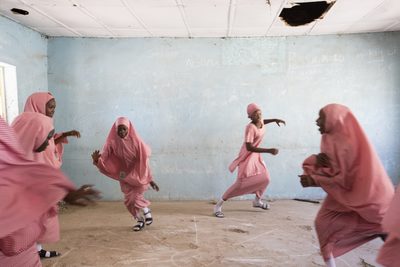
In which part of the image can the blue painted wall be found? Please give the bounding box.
[2,16,398,201]
[0,16,48,112]
[47,33,400,200]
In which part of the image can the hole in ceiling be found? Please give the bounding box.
[279,1,335,27]
[11,8,29,15]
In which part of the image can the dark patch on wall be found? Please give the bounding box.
[279,1,335,26]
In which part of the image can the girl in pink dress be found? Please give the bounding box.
[92,117,159,231]
[24,92,81,169]
[377,186,400,267]
[12,112,99,259]
[299,103,394,267]
[23,92,98,258]
[0,115,75,267]
[214,103,285,218]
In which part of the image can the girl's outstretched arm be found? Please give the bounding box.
[246,142,278,155]
[54,130,81,144]
[263,119,286,126]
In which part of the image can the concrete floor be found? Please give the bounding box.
[42,200,383,267]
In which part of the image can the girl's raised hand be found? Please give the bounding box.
[298,175,317,187]
[269,148,279,155]
[91,150,101,165]
[64,184,101,206]
[150,181,160,192]
[66,130,81,138]
[275,119,286,127]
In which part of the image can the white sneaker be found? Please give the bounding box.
[252,200,270,210]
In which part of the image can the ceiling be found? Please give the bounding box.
[0,0,399,38]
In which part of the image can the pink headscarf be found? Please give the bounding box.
[97,117,152,186]
[11,112,54,163]
[382,186,400,238]
[0,117,74,255]
[23,92,54,115]
[247,103,261,118]
[303,104,394,223]
[23,92,65,168]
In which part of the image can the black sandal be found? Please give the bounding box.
[144,210,153,225]
[253,202,270,210]
[38,249,61,258]
[214,211,224,218]
[133,220,145,231]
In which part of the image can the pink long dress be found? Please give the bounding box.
[301,104,394,261]
[0,117,74,266]
[11,112,73,244]
[223,123,270,200]
[377,186,400,267]
[95,117,153,219]
[24,92,68,169]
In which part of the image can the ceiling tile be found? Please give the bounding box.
[133,6,186,29]
[82,6,143,28]
[0,0,399,37]
[184,5,229,28]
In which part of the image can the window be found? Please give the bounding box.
[0,62,18,123]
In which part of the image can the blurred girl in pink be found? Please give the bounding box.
[377,186,400,267]
[12,112,99,259]
[92,117,159,231]
[24,92,81,168]
[299,103,394,267]
[0,115,74,266]
[214,103,285,218]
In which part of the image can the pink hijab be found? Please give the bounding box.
[382,186,400,238]
[11,112,54,164]
[303,104,394,222]
[247,103,260,118]
[97,117,152,186]
[23,92,54,114]
[23,92,64,168]
[0,117,74,254]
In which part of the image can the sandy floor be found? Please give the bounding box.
[41,200,383,267]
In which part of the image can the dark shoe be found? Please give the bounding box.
[133,220,145,231]
[38,249,60,258]
[144,210,153,225]
[214,211,224,218]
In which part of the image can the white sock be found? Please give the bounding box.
[325,256,336,267]
[143,207,151,218]
[36,243,42,251]
[135,215,144,222]
[214,199,224,213]
[254,197,263,205]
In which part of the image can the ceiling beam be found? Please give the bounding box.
[120,0,153,36]
[18,0,82,37]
